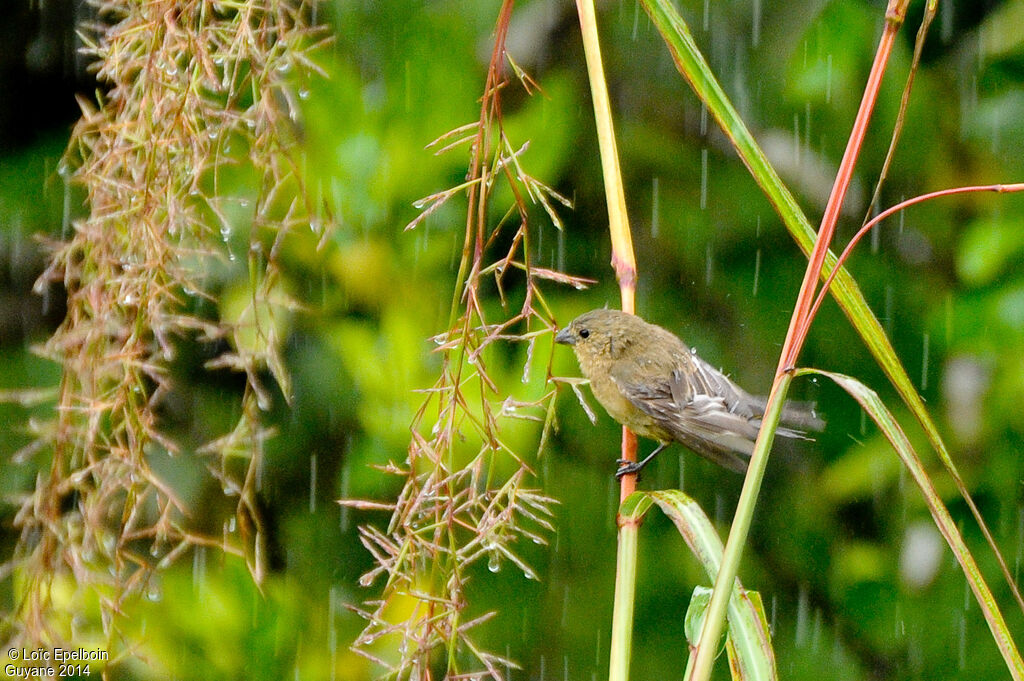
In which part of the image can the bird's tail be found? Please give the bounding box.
[780,400,825,432]
[747,396,825,436]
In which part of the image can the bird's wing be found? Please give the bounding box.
[683,353,758,416]
[685,354,821,434]
[609,363,754,473]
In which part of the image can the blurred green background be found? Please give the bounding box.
[2,0,1024,679]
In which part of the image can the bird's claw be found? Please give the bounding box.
[615,459,644,479]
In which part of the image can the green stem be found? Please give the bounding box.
[574,0,641,502]
[685,371,792,681]
[609,518,640,681]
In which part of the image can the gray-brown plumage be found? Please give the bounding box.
[555,309,822,477]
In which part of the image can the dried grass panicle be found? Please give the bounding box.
[347,3,590,679]
[7,0,331,655]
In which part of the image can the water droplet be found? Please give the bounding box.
[751,0,761,47]
[826,54,833,104]
[704,243,713,285]
[339,465,351,533]
[795,583,809,647]
[920,332,930,391]
[309,453,318,514]
[650,177,661,238]
[752,248,762,297]
[793,112,801,166]
[700,148,708,209]
[102,533,116,555]
[256,390,271,411]
[900,522,943,589]
[522,338,535,383]
[958,616,967,669]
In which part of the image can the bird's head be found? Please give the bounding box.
[555,309,640,365]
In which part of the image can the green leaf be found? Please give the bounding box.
[795,368,1024,679]
[612,491,777,681]
[648,490,777,681]
[684,586,713,648]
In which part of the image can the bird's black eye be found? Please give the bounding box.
[579,328,590,339]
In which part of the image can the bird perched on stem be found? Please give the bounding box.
[555,309,823,478]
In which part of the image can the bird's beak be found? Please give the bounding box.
[554,327,575,345]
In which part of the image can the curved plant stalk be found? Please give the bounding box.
[681,1,910,675]
[800,181,1024,616]
[610,492,777,681]
[637,0,1023,677]
[807,183,1024,328]
[794,369,1024,678]
[575,0,640,501]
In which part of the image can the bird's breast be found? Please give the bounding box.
[588,372,671,442]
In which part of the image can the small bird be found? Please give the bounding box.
[555,309,822,478]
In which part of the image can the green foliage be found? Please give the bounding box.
[2,1,1024,680]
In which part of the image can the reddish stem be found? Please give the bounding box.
[777,14,902,374]
[805,183,1024,327]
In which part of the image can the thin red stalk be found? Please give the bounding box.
[806,183,1024,327]
[619,429,637,503]
[778,9,903,373]
[800,180,1024,621]
[435,4,517,675]
[861,0,936,225]
[688,5,911,681]
[451,0,515,329]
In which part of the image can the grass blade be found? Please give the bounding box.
[615,491,777,681]
[796,368,1024,679]
[640,0,1022,628]
[649,490,777,681]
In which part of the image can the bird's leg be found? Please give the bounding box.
[615,443,667,479]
